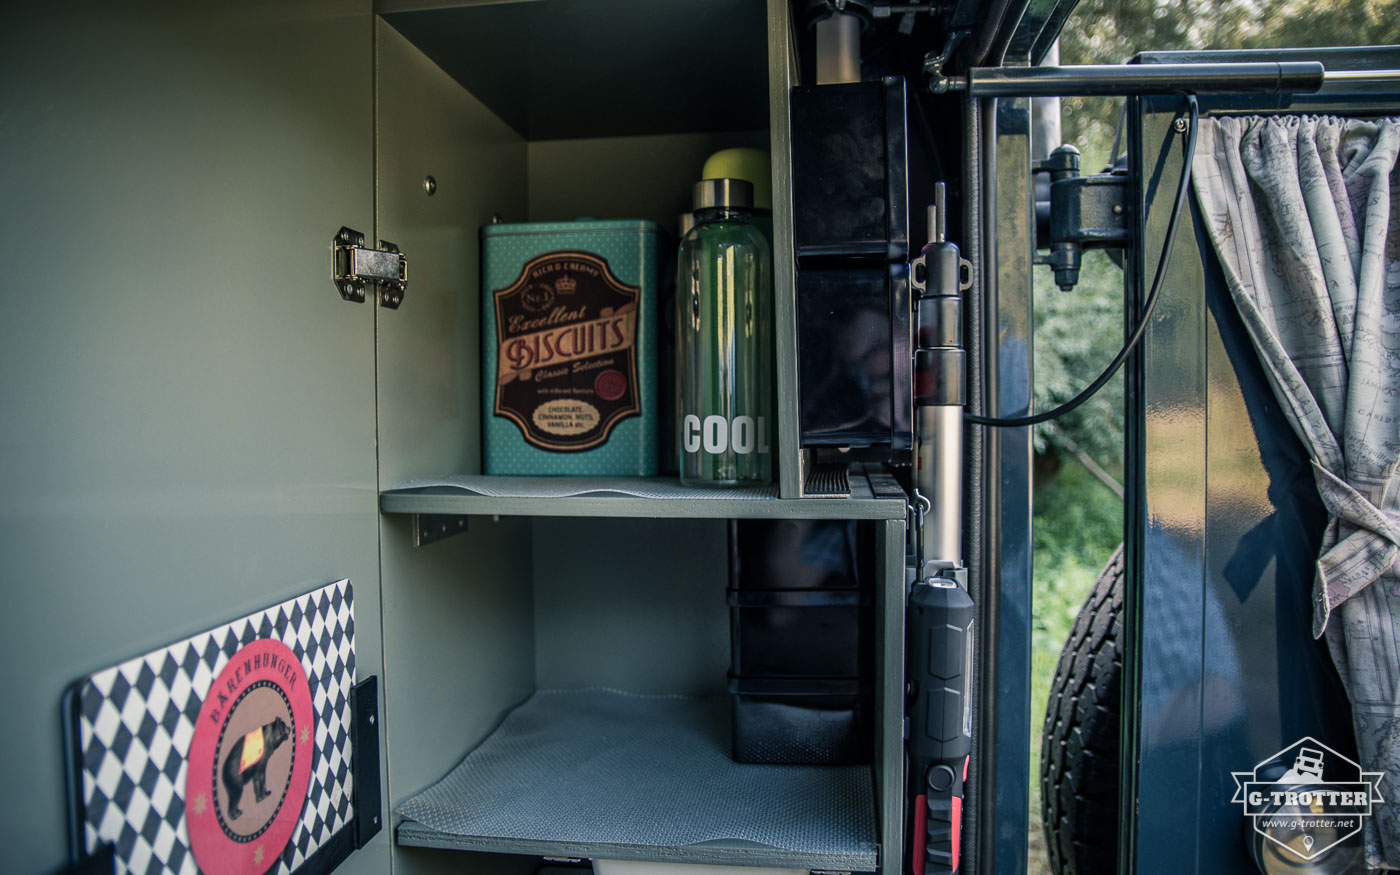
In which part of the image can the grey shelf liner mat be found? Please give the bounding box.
[396,689,878,866]
[388,474,781,501]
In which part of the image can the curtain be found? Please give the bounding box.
[1193,114,1400,867]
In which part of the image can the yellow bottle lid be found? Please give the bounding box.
[701,147,772,211]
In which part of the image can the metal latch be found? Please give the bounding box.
[332,227,407,308]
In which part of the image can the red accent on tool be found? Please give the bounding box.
[913,793,928,875]
[962,755,969,782]
[951,796,962,873]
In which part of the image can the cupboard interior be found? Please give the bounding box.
[373,4,897,874]
[381,515,893,873]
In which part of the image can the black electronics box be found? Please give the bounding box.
[729,677,872,765]
[796,264,912,450]
[790,77,912,456]
[727,519,874,765]
[790,77,909,261]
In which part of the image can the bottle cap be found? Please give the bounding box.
[701,148,772,209]
[693,178,754,211]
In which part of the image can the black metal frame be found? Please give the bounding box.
[1121,45,1400,875]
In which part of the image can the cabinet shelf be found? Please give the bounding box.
[380,470,907,520]
[394,689,880,871]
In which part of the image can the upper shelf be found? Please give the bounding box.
[380,469,907,520]
[377,0,771,141]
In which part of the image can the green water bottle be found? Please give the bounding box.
[677,178,772,486]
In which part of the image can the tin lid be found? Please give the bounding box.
[481,218,660,236]
[693,178,754,211]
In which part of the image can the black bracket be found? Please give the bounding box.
[350,676,383,849]
[412,514,470,547]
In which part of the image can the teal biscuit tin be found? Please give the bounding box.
[482,219,659,475]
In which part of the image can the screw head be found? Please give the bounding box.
[368,714,375,725]
[1174,117,1189,133]
[1112,203,1124,216]
[423,175,436,196]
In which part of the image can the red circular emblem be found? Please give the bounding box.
[594,369,628,401]
[186,638,315,875]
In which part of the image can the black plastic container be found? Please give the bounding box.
[728,588,871,678]
[729,518,869,589]
[790,77,909,261]
[790,77,911,458]
[796,264,912,450]
[727,520,874,764]
[729,677,872,765]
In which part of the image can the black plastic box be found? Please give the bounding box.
[796,264,912,450]
[727,520,875,765]
[728,519,871,590]
[728,677,872,765]
[728,588,872,678]
[790,77,909,262]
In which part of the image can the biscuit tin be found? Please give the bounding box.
[482,219,659,475]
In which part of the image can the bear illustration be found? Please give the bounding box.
[221,716,290,820]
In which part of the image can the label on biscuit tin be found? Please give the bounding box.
[493,250,641,451]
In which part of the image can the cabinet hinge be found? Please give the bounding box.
[332,227,407,308]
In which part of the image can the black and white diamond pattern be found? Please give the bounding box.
[74,580,356,875]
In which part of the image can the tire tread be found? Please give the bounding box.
[1039,545,1124,875]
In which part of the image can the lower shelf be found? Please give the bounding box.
[395,689,880,871]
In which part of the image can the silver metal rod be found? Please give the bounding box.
[954,61,1327,97]
[815,11,861,84]
[917,405,963,571]
[930,180,946,244]
[1324,69,1400,82]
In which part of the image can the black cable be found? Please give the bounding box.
[966,93,1200,428]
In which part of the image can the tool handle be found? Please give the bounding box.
[920,759,967,873]
[907,581,974,875]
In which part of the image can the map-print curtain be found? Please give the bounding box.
[1193,114,1400,867]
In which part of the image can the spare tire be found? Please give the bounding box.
[1040,545,1124,875]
